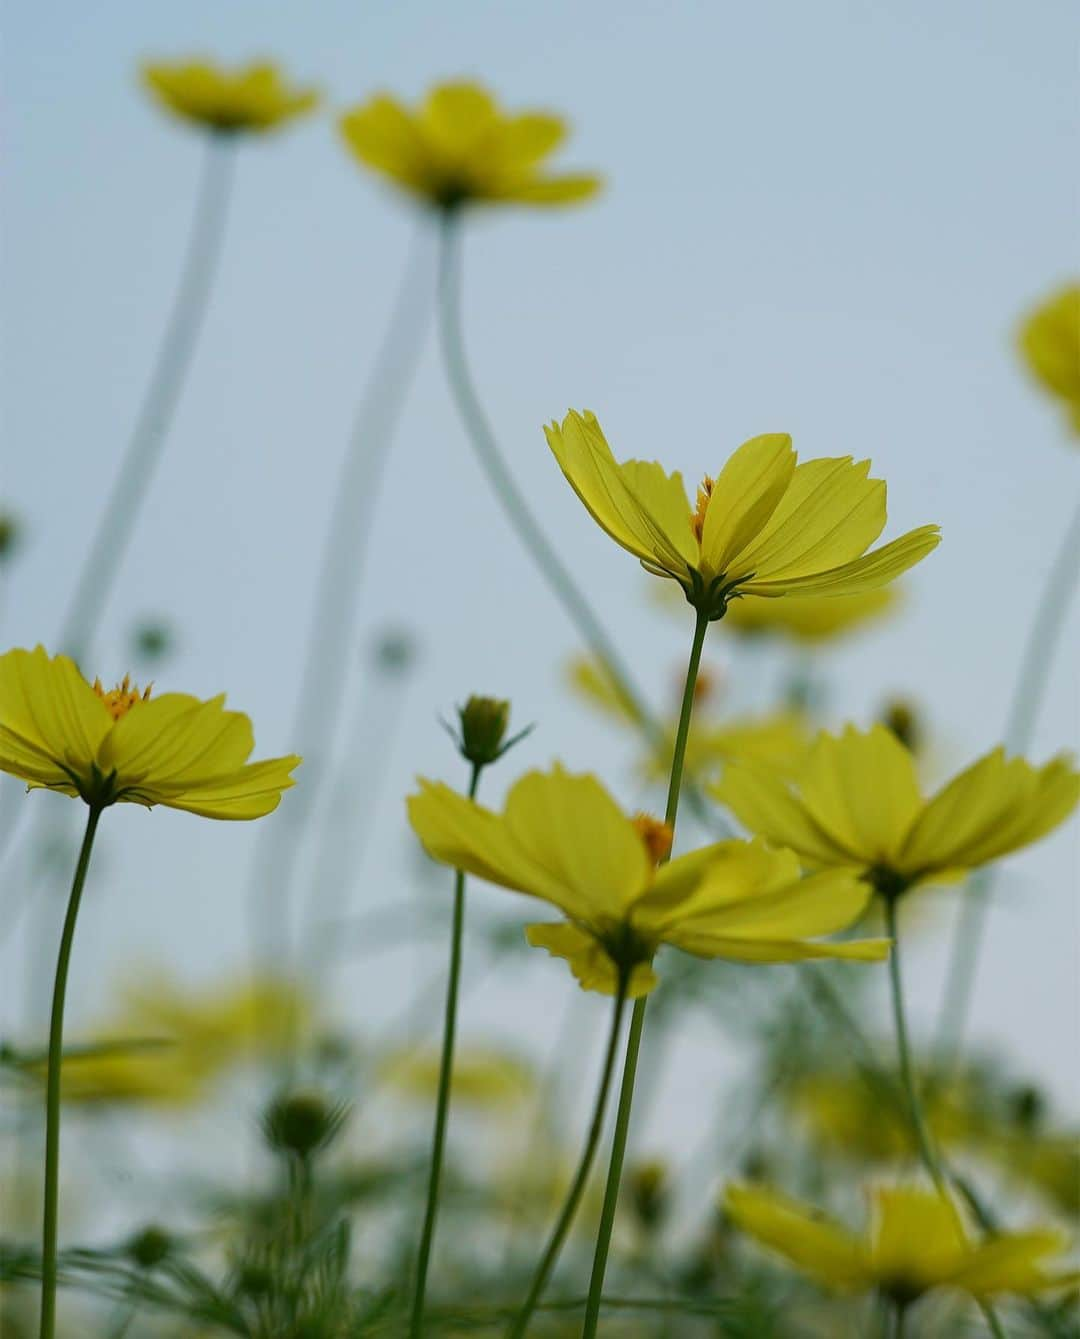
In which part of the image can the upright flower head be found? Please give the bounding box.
[714,723,1079,898]
[724,1182,1073,1307]
[1018,284,1080,437]
[339,81,601,211]
[545,411,940,620]
[142,58,318,135]
[408,765,887,997]
[0,646,300,817]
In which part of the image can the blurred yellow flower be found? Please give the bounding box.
[142,58,318,134]
[380,1045,534,1109]
[48,1041,205,1108]
[408,765,887,998]
[724,1182,1073,1303]
[1018,284,1080,436]
[339,80,601,210]
[0,646,300,818]
[545,411,939,620]
[567,654,808,782]
[788,1068,973,1162]
[714,723,1079,897]
[723,588,899,642]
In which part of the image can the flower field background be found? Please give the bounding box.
[1,2,1077,1336]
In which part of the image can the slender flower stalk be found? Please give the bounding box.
[582,607,710,1337]
[39,805,102,1339]
[248,229,433,975]
[410,761,483,1337]
[505,980,629,1339]
[61,138,235,662]
[937,496,1080,1059]
[435,214,657,747]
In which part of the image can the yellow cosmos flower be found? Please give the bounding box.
[714,723,1079,898]
[407,765,888,998]
[724,1182,1074,1305]
[142,58,318,134]
[723,588,899,643]
[380,1045,535,1109]
[339,80,601,211]
[1018,284,1080,436]
[0,646,300,817]
[545,411,940,620]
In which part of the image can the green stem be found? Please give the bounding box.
[60,138,235,664]
[435,214,659,752]
[40,804,103,1339]
[891,1302,907,1339]
[936,496,1080,1061]
[248,226,432,978]
[884,897,945,1192]
[582,608,710,1338]
[505,981,630,1339]
[410,761,482,1337]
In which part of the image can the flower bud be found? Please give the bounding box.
[457,696,511,765]
[628,1160,669,1233]
[128,1225,172,1269]
[0,512,20,562]
[262,1091,348,1159]
[881,698,922,753]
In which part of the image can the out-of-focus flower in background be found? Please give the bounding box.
[723,587,900,642]
[545,411,940,619]
[142,58,319,135]
[0,645,301,818]
[379,1044,535,1110]
[408,765,888,998]
[339,80,601,211]
[1018,284,1080,437]
[724,1182,1074,1304]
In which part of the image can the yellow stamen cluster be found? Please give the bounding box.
[690,476,714,543]
[632,813,674,865]
[92,674,152,721]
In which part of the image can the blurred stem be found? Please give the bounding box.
[884,896,945,1193]
[936,497,1080,1062]
[60,137,235,663]
[505,979,629,1339]
[410,760,483,1338]
[891,1303,907,1339]
[583,608,710,1338]
[248,226,432,978]
[40,804,102,1339]
[436,213,660,752]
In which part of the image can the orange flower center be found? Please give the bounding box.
[633,813,674,866]
[691,476,714,543]
[93,674,152,721]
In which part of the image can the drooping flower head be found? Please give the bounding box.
[1018,284,1080,437]
[714,723,1079,898]
[339,81,601,212]
[0,646,300,817]
[408,765,888,998]
[724,1182,1074,1306]
[545,411,940,620]
[142,59,319,135]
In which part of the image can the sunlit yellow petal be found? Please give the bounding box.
[700,434,796,576]
[949,1232,1073,1297]
[711,763,858,867]
[0,646,109,792]
[525,922,657,997]
[723,1183,871,1290]
[869,1187,968,1290]
[740,525,941,598]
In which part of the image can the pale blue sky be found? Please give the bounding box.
[2,0,1077,1166]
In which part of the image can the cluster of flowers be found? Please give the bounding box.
[3,53,1078,1339]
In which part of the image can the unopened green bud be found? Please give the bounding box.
[133,620,173,661]
[262,1091,348,1159]
[628,1160,669,1233]
[457,696,511,764]
[881,698,921,753]
[128,1225,171,1269]
[374,627,418,674]
[1008,1083,1044,1132]
[0,512,20,562]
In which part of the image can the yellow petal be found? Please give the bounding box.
[141,756,300,820]
[525,922,657,997]
[869,1186,968,1290]
[339,96,430,193]
[733,458,886,580]
[0,646,109,791]
[677,934,889,963]
[666,868,874,945]
[98,694,255,790]
[495,173,603,206]
[739,525,941,598]
[700,434,796,576]
[711,763,857,867]
[545,411,697,578]
[504,766,650,922]
[797,725,922,866]
[492,112,566,166]
[949,1231,1072,1297]
[421,81,498,151]
[641,839,800,929]
[723,1183,871,1290]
